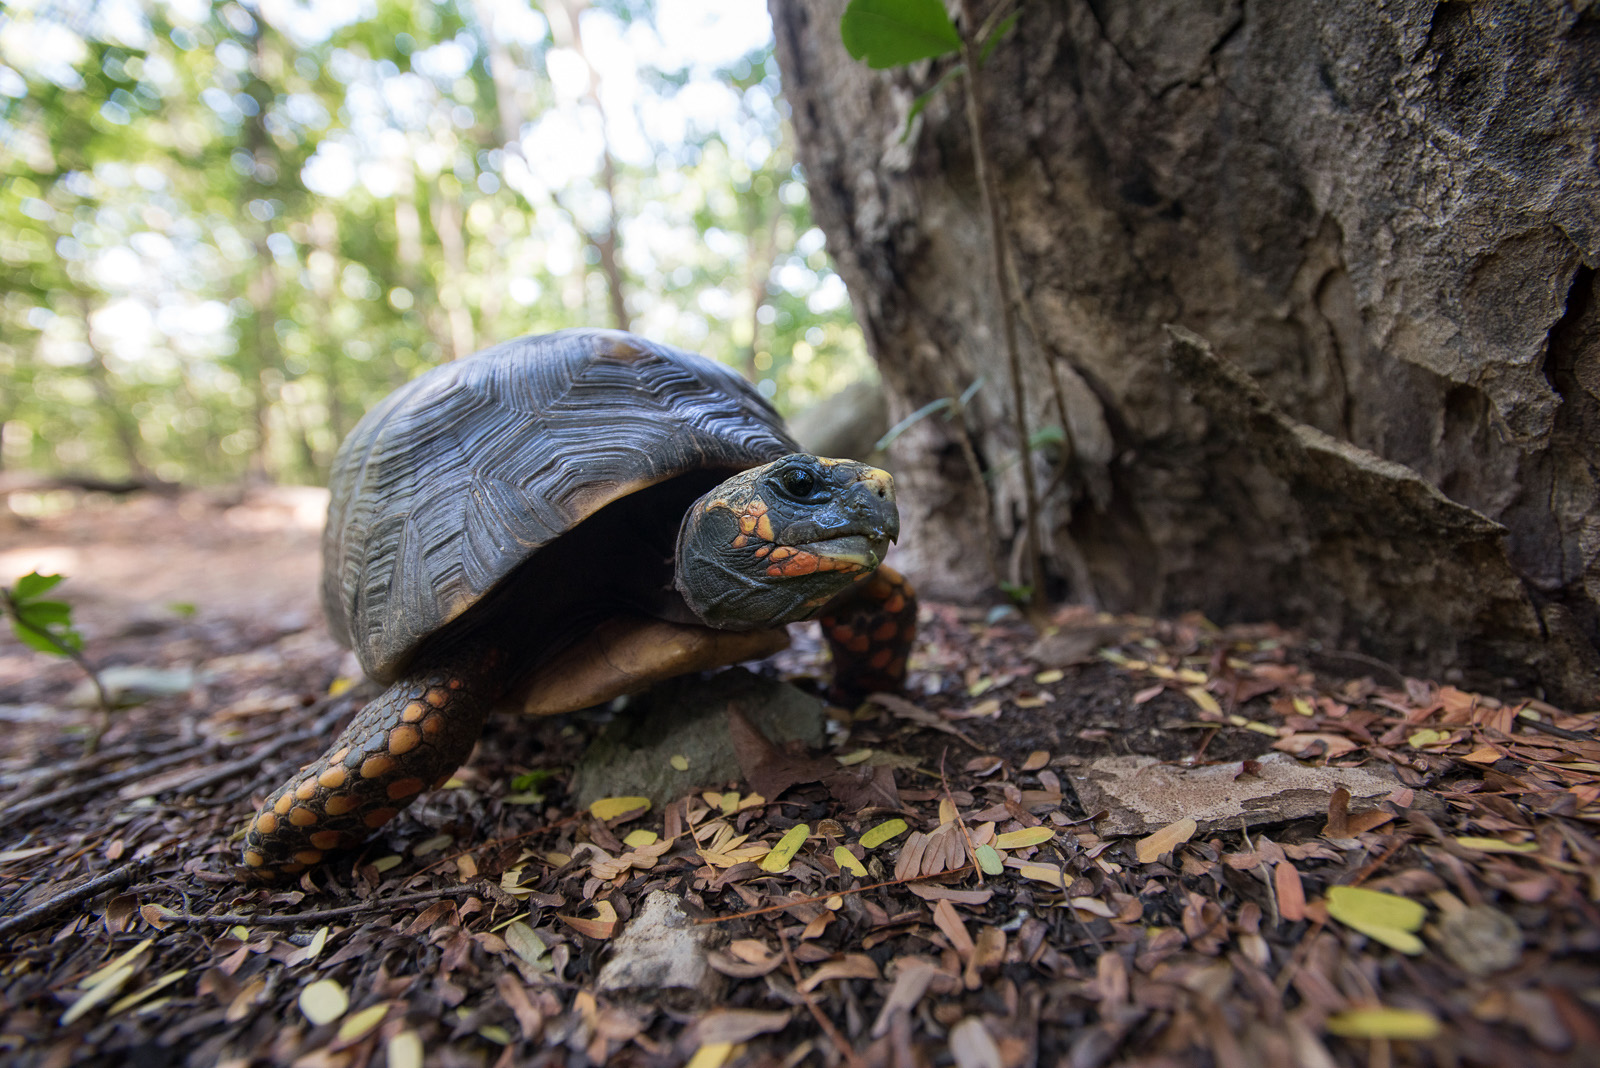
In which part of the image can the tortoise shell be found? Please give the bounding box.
[322,329,798,683]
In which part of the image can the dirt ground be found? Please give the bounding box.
[1,491,1598,1068]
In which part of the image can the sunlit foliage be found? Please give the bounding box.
[0,0,870,485]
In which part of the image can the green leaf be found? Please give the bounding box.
[12,620,82,655]
[841,0,962,70]
[874,397,952,452]
[18,600,72,625]
[1028,425,1066,449]
[11,572,64,602]
[978,11,1020,65]
[900,62,966,142]
[974,843,1004,875]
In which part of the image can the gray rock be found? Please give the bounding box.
[1065,751,1404,837]
[596,891,720,997]
[570,667,826,808]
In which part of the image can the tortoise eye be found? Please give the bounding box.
[780,468,817,498]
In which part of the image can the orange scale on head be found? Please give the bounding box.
[401,702,427,723]
[243,850,265,868]
[318,766,348,790]
[426,687,450,708]
[295,779,318,801]
[289,805,319,827]
[274,793,295,816]
[869,648,893,670]
[310,830,345,851]
[293,850,323,865]
[254,812,279,835]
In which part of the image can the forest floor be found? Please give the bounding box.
[1,490,1598,1068]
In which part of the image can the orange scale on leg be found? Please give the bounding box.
[364,807,399,829]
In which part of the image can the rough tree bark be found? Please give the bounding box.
[771,0,1599,701]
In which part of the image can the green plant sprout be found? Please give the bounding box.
[3,571,112,750]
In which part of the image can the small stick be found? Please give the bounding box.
[938,750,984,884]
[0,860,149,939]
[152,884,487,927]
[777,925,865,1068]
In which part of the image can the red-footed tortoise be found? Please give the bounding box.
[242,329,917,877]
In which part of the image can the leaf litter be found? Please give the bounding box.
[2,504,1599,1067]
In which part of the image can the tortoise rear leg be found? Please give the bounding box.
[241,651,500,879]
[818,565,917,705]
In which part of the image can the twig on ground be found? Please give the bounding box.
[153,884,488,927]
[777,924,865,1068]
[0,860,151,938]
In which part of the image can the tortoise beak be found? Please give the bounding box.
[848,467,899,544]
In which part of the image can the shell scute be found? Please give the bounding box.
[323,330,796,681]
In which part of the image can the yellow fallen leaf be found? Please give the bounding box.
[299,979,349,1026]
[1407,729,1450,748]
[835,749,874,766]
[1326,886,1426,955]
[1136,818,1197,864]
[670,754,689,771]
[1326,1006,1441,1040]
[388,1031,424,1068]
[834,846,867,877]
[1014,863,1068,886]
[81,939,153,989]
[623,829,659,848]
[1453,837,1539,854]
[995,827,1054,850]
[61,964,136,1025]
[1184,686,1221,716]
[108,968,188,1016]
[760,824,809,873]
[327,676,356,697]
[686,1041,734,1068]
[860,819,908,849]
[1034,669,1064,685]
[589,796,650,821]
[337,1002,390,1042]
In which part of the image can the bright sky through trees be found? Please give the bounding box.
[0,0,870,488]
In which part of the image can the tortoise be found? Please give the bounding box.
[243,329,917,877]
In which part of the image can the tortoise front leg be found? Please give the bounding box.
[818,565,918,704]
[241,653,499,879]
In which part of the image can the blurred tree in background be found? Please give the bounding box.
[0,0,870,489]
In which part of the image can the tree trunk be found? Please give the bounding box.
[771,0,1599,701]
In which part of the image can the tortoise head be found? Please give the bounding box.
[675,454,899,629]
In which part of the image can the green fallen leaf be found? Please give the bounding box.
[760,824,809,873]
[860,818,908,849]
[1326,886,1426,955]
[1453,836,1539,854]
[1326,1006,1441,1041]
[974,844,1004,875]
[834,846,868,877]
